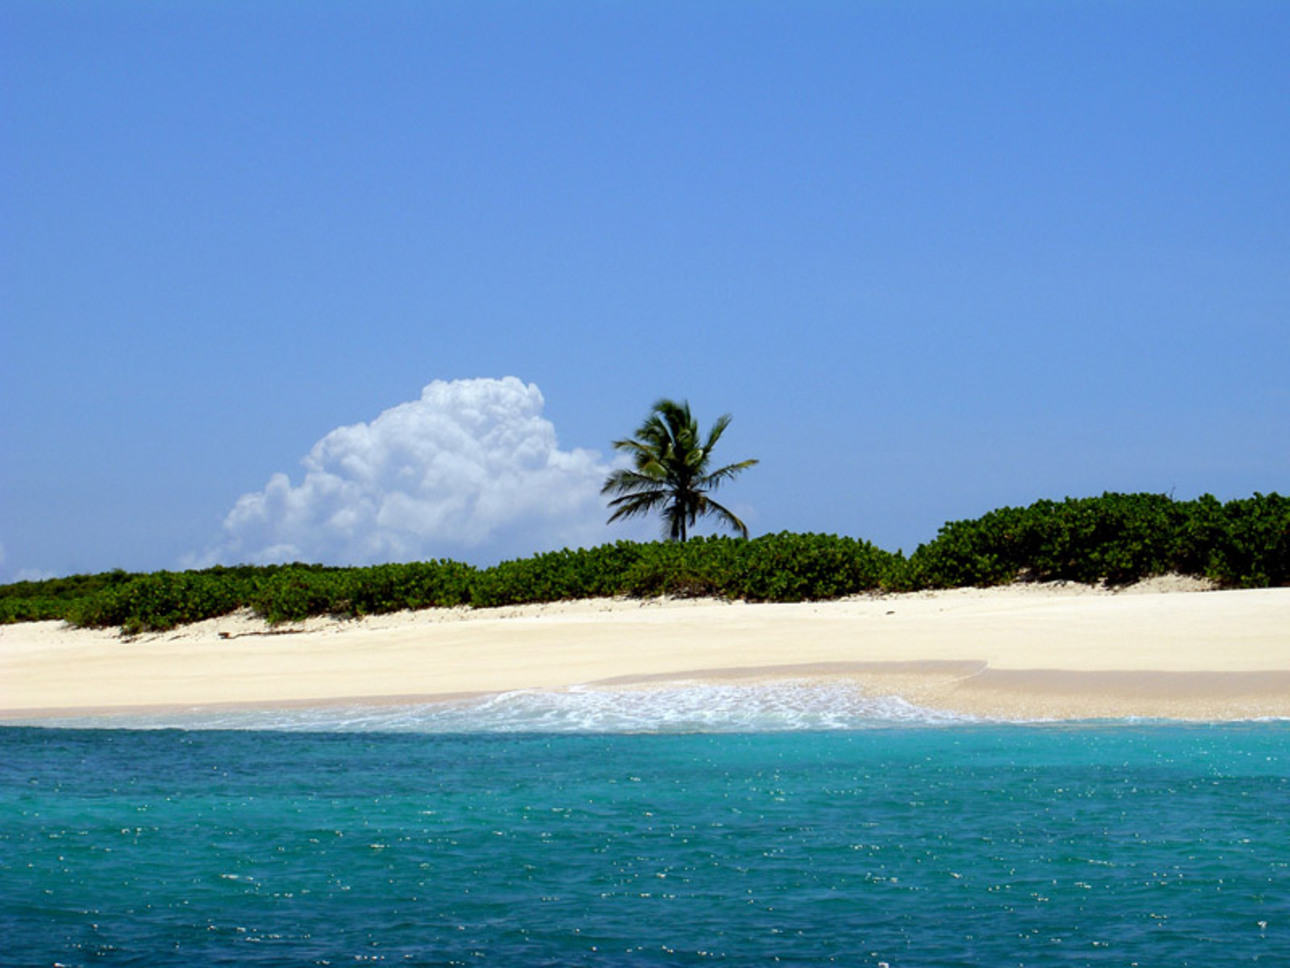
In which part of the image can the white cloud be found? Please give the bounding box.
[0,543,60,584]
[198,377,639,567]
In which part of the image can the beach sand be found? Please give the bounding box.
[2,578,1287,722]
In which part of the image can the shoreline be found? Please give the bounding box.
[2,580,1288,724]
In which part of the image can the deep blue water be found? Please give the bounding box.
[3,719,1288,967]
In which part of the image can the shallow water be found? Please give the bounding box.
[2,695,1287,966]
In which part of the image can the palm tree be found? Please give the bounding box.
[602,399,759,541]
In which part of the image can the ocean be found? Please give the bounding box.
[2,686,1287,967]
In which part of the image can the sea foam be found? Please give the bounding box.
[6,680,983,732]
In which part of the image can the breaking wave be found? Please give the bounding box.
[8,680,984,732]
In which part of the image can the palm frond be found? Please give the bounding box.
[600,467,664,497]
[605,489,671,523]
[603,398,756,541]
[703,413,732,454]
[693,495,750,539]
[697,458,759,490]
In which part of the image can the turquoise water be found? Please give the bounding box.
[2,710,1288,966]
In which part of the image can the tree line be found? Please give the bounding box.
[1,491,1285,634]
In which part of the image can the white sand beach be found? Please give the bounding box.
[2,578,1287,722]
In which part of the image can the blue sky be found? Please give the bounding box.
[2,1,1286,581]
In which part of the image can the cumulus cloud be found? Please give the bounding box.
[199,377,636,567]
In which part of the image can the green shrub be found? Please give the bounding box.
[345,561,476,615]
[726,532,894,601]
[619,539,727,598]
[0,569,137,624]
[248,565,352,625]
[615,533,898,602]
[470,543,650,607]
[4,491,1284,633]
[906,492,1289,589]
[1200,493,1290,587]
[66,569,244,634]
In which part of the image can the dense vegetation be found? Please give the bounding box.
[2,492,1285,634]
[906,492,1288,589]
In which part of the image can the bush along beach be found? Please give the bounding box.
[1,492,1285,633]
[905,491,1289,589]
